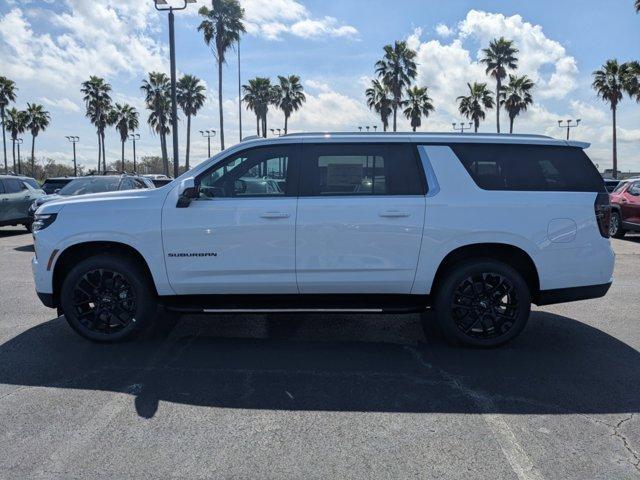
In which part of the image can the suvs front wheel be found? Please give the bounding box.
[434,260,531,347]
[60,254,157,342]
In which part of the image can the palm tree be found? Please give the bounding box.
[402,86,435,132]
[25,103,50,176]
[274,75,306,134]
[110,104,139,172]
[500,75,535,134]
[141,72,172,176]
[592,60,636,179]
[198,0,245,151]
[0,77,17,174]
[480,37,519,133]
[81,76,112,173]
[457,82,495,133]
[4,108,27,174]
[177,74,206,169]
[375,41,418,132]
[242,77,277,138]
[636,0,640,12]
[365,79,393,132]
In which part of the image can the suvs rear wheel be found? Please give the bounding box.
[434,259,531,348]
[610,211,626,238]
[60,254,157,342]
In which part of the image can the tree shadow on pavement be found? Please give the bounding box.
[0,311,638,419]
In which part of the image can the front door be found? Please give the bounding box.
[162,144,300,295]
[295,142,427,294]
[1,178,32,222]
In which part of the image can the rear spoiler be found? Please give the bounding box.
[567,140,591,149]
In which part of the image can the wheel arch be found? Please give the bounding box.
[431,243,541,303]
[52,241,158,308]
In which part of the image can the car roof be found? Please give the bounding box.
[238,132,590,149]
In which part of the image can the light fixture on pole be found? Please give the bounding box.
[453,122,473,133]
[558,119,581,140]
[16,138,23,175]
[65,136,79,176]
[154,0,197,179]
[129,133,140,173]
[200,130,216,158]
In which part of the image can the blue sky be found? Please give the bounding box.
[1,0,639,172]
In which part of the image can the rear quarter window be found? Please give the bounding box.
[451,144,605,192]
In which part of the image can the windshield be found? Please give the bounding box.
[59,177,121,196]
[613,181,628,193]
[22,178,41,190]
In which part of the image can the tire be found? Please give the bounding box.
[610,211,626,238]
[60,254,157,342]
[433,259,531,348]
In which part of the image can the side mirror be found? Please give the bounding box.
[176,178,198,208]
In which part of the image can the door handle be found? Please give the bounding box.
[260,212,291,219]
[379,211,410,218]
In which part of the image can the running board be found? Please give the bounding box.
[160,294,430,315]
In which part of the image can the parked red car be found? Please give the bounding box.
[609,178,640,237]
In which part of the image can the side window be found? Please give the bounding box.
[132,179,147,189]
[119,178,135,190]
[300,143,424,196]
[198,145,296,199]
[451,144,605,192]
[0,180,5,194]
[629,182,640,196]
[3,179,24,194]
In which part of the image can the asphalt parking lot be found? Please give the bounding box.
[0,227,639,480]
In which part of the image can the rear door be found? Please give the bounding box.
[296,142,426,294]
[162,144,300,295]
[622,181,640,225]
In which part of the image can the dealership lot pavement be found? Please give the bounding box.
[0,226,639,480]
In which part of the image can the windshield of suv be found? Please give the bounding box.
[58,177,121,196]
[613,181,629,193]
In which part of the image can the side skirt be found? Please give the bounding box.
[159,294,431,315]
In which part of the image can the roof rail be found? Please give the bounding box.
[241,135,262,142]
[280,131,555,140]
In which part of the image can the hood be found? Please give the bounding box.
[37,187,167,215]
[34,194,63,207]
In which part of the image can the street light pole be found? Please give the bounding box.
[16,138,23,175]
[558,119,581,140]
[155,0,196,179]
[200,130,216,158]
[65,136,79,176]
[129,133,140,173]
[453,122,474,133]
[238,36,242,142]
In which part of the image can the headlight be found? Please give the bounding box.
[32,213,57,232]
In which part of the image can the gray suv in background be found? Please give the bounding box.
[0,175,45,231]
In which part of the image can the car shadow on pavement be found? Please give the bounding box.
[13,244,34,252]
[0,228,29,238]
[0,311,638,419]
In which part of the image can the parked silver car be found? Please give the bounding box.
[0,175,45,231]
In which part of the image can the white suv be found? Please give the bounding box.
[31,133,614,347]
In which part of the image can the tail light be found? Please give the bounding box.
[594,193,611,238]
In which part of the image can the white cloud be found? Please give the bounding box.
[0,3,166,93]
[189,0,358,40]
[435,23,454,38]
[40,97,81,113]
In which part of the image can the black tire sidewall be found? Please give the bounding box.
[434,259,531,348]
[60,254,156,342]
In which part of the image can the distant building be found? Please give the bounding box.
[602,169,640,180]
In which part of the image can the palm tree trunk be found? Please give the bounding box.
[101,131,107,172]
[31,135,36,177]
[121,139,125,172]
[509,115,515,134]
[185,114,192,170]
[97,132,102,174]
[496,78,501,133]
[1,106,7,174]
[256,115,260,136]
[263,114,267,138]
[161,133,169,177]
[284,115,289,135]
[392,105,398,132]
[612,106,618,180]
[474,119,479,133]
[217,59,225,150]
[12,138,16,174]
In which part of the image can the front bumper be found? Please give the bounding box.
[536,282,612,306]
